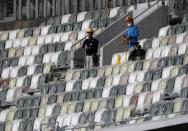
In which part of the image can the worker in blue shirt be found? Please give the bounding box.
[121,16,139,50]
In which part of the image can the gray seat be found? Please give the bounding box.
[55,42,65,51]
[71,91,80,101]
[0,41,5,50]
[34,54,43,64]
[101,109,116,123]
[96,77,105,87]
[88,69,97,78]
[57,25,65,33]
[46,18,54,25]
[174,55,184,65]
[23,76,32,89]
[181,99,188,113]
[85,12,93,20]
[78,113,87,125]
[22,109,31,119]
[109,87,118,97]
[56,82,66,93]
[157,58,167,68]
[135,61,143,71]
[39,45,48,54]
[167,26,176,36]
[179,64,188,75]
[94,88,103,98]
[142,82,152,92]
[0,49,8,59]
[24,97,32,108]
[18,66,28,77]
[175,24,185,34]
[30,108,39,118]
[142,39,152,50]
[10,57,19,67]
[80,70,89,80]
[166,56,175,66]
[48,44,56,52]
[101,9,110,19]
[117,85,127,96]
[69,14,77,23]
[98,18,109,28]
[25,119,34,131]
[106,98,115,110]
[24,28,33,37]
[32,96,41,107]
[17,98,24,108]
[52,104,61,117]
[93,11,101,20]
[152,69,162,80]
[35,64,44,74]
[165,78,175,94]
[14,109,22,120]
[63,92,72,102]
[0,89,7,102]
[73,22,82,31]
[73,80,82,91]
[54,16,61,25]
[48,117,57,129]
[86,89,94,99]
[144,70,153,81]
[75,102,84,113]
[19,120,26,131]
[48,95,57,104]
[48,25,57,34]
[116,7,127,19]
[180,88,188,98]
[79,90,87,100]
[64,23,74,32]
[57,51,70,66]
[2,59,10,68]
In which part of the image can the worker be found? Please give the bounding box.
[82,28,99,68]
[120,16,140,51]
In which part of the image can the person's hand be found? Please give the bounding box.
[120,36,128,45]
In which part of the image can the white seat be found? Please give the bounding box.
[33,118,43,131]
[158,25,170,37]
[5,40,13,49]
[82,78,91,90]
[44,34,53,44]
[77,31,86,40]
[6,87,21,102]
[161,46,171,57]
[152,91,162,104]
[53,33,61,43]
[109,7,120,18]
[123,95,132,107]
[152,38,159,48]
[20,38,29,47]
[63,114,73,126]
[71,113,82,126]
[43,53,53,64]
[136,92,148,111]
[64,41,73,51]
[51,52,61,65]
[37,36,45,45]
[162,66,173,79]
[61,32,71,42]
[9,30,18,39]
[178,44,187,55]
[32,45,41,55]
[77,12,87,22]
[61,14,71,24]
[173,75,185,95]
[151,79,161,91]
[12,120,22,131]
[45,104,56,117]
[65,80,76,92]
[153,47,162,58]
[24,46,32,56]
[16,76,25,87]
[126,84,136,95]
[26,55,35,65]
[145,48,153,59]
[102,87,111,98]
[112,74,122,86]
[10,67,19,78]
[30,74,42,89]
[120,52,128,64]
[27,65,36,75]
[137,71,146,82]
[89,77,100,88]
[0,109,9,122]
[128,72,137,83]
[1,67,11,79]
[176,33,186,44]
[82,20,92,30]
[13,39,21,48]
[111,53,118,65]
[94,109,105,123]
[41,25,50,36]
[56,115,64,127]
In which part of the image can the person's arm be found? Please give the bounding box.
[82,40,86,49]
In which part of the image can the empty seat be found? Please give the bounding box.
[77,12,87,22]
[41,26,50,36]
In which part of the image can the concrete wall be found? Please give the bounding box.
[101,5,168,66]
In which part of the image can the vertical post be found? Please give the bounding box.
[26,0,30,19]
[61,0,65,15]
[65,0,70,14]
[52,0,56,16]
[98,0,102,10]
[82,0,86,11]
[90,0,94,11]
[13,0,17,20]
[44,0,47,17]
[18,0,22,20]
[35,0,38,18]
[113,0,116,7]
[74,0,78,13]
